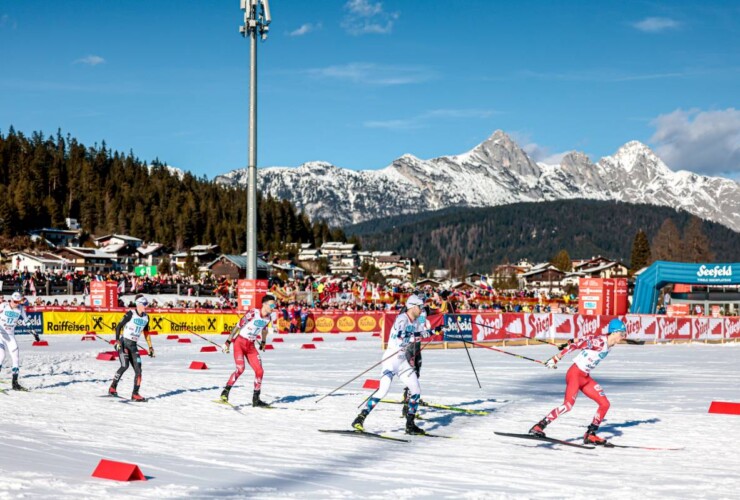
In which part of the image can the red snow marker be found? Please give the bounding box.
[96,352,118,361]
[221,330,230,335]
[362,379,380,390]
[32,341,49,346]
[272,338,284,343]
[301,344,316,349]
[167,335,179,340]
[371,333,380,337]
[178,338,192,343]
[200,346,218,352]
[708,401,740,415]
[312,336,324,342]
[92,459,146,481]
[345,336,357,341]
[146,330,158,335]
[189,361,208,370]
[263,344,274,350]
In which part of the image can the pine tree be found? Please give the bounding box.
[651,219,682,262]
[630,229,651,271]
[550,249,572,272]
[682,217,714,263]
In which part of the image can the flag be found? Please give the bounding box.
[29,278,36,296]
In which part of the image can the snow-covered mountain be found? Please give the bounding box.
[214,131,740,232]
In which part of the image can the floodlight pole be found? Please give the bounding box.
[240,0,271,279]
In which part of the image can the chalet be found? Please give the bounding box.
[320,242,357,257]
[173,244,220,269]
[205,255,270,280]
[56,247,118,273]
[136,243,169,267]
[521,265,567,293]
[579,261,630,279]
[28,228,81,248]
[94,234,143,249]
[573,256,615,272]
[7,252,67,272]
[271,262,306,280]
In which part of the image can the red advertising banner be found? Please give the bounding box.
[472,313,526,341]
[603,279,615,316]
[579,278,604,315]
[236,279,269,312]
[725,317,740,339]
[614,278,628,315]
[90,281,118,308]
[667,304,690,317]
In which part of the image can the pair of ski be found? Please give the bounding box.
[319,429,453,442]
[100,394,148,403]
[212,399,278,411]
[380,399,490,416]
[495,432,683,451]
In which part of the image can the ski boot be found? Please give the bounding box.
[529,418,549,438]
[220,385,232,403]
[11,373,28,392]
[252,389,269,407]
[583,424,607,445]
[131,392,147,402]
[352,410,369,431]
[402,388,409,418]
[405,413,426,435]
[108,384,118,397]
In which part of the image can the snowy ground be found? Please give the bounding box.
[2,333,740,499]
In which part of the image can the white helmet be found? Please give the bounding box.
[10,292,23,302]
[405,294,424,308]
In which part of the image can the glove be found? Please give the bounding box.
[544,356,559,369]
[558,339,573,351]
[259,339,266,351]
[114,340,122,352]
[223,339,231,354]
[33,333,40,342]
[433,325,444,335]
[148,347,155,358]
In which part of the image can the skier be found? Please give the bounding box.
[352,294,441,435]
[220,294,278,407]
[108,294,154,401]
[528,318,628,445]
[0,292,33,391]
[401,304,442,418]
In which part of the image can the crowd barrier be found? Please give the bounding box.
[17,307,386,336]
[16,308,740,343]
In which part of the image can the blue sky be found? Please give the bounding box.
[1,0,738,179]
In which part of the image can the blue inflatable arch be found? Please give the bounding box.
[631,261,739,314]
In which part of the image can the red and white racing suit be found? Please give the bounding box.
[226,308,277,390]
[543,335,611,427]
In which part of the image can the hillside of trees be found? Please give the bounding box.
[347,200,740,273]
[0,127,347,254]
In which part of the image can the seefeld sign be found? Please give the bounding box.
[696,265,733,283]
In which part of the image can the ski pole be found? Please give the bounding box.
[446,336,546,365]
[316,346,405,404]
[451,316,482,388]
[469,319,566,349]
[98,320,149,353]
[355,335,435,408]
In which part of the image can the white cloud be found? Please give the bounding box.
[289,22,321,37]
[306,62,435,86]
[364,109,497,131]
[650,108,740,177]
[632,17,681,33]
[342,0,399,35]
[74,55,106,66]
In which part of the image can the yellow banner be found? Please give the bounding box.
[42,311,241,335]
